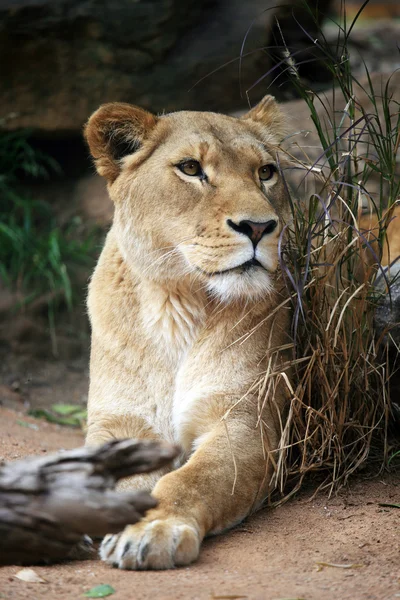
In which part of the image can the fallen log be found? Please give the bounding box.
[0,439,178,565]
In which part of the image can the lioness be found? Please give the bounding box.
[84,96,292,570]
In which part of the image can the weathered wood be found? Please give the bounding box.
[0,439,178,565]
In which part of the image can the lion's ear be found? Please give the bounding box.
[84,102,158,181]
[241,95,287,142]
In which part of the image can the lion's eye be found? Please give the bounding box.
[178,160,202,177]
[258,164,276,181]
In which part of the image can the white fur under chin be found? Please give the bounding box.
[206,268,274,303]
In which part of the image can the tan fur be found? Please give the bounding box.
[84,97,292,569]
[359,206,400,268]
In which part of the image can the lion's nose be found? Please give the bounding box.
[227,219,278,246]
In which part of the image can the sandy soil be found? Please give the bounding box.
[0,406,399,600]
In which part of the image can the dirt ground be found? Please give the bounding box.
[0,406,399,600]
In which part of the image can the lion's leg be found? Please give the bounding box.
[100,411,278,569]
[86,412,172,492]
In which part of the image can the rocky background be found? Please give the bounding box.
[0,0,333,135]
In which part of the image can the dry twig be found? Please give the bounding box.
[0,439,178,565]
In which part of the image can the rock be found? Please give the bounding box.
[374,264,400,347]
[75,174,112,226]
[0,0,330,134]
[278,70,400,205]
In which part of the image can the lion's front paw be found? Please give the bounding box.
[100,518,200,570]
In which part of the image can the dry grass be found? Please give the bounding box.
[256,1,400,500]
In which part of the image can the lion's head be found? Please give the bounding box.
[85,96,291,302]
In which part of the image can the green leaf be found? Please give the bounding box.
[28,409,54,421]
[28,407,87,427]
[83,584,116,598]
[51,403,83,416]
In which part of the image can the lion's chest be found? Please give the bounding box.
[140,283,206,363]
[128,284,206,444]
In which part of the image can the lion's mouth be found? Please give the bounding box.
[198,257,266,277]
[240,258,263,271]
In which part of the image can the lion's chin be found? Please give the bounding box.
[206,268,274,303]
